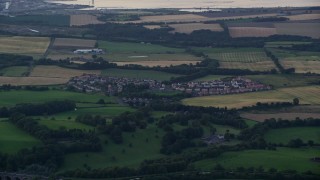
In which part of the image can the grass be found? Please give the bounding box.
[61,124,164,170]
[194,75,229,81]
[37,119,93,131]
[264,127,320,144]
[0,90,115,107]
[0,36,50,58]
[0,66,29,77]
[182,86,320,109]
[0,121,42,154]
[265,41,312,48]
[194,147,320,173]
[101,68,180,81]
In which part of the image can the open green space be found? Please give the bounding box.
[37,119,93,131]
[0,90,115,107]
[0,66,29,77]
[265,127,320,144]
[61,124,164,170]
[182,86,320,109]
[0,15,70,26]
[265,41,312,48]
[102,68,180,81]
[0,121,42,154]
[194,147,320,173]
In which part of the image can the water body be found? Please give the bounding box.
[50,0,320,9]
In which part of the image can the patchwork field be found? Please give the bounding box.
[102,68,180,81]
[0,66,29,77]
[193,47,276,71]
[274,23,320,39]
[114,60,200,67]
[0,36,50,58]
[70,14,104,26]
[194,147,320,173]
[264,127,320,144]
[265,41,312,48]
[282,60,320,74]
[182,86,320,109]
[0,76,68,85]
[53,38,96,48]
[169,23,224,34]
[241,113,320,122]
[229,27,277,38]
[0,121,42,154]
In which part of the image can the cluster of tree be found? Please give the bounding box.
[253,17,289,22]
[0,54,33,69]
[75,114,106,127]
[241,101,295,111]
[0,84,50,91]
[0,100,76,117]
[264,49,295,74]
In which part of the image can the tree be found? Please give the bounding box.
[293,98,299,105]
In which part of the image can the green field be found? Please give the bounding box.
[0,66,29,77]
[37,119,94,131]
[102,68,180,81]
[0,121,42,154]
[182,86,320,109]
[265,41,312,48]
[0,90,115,107]
[194,147,320,173]
[98,41,200,62]
[265,127,320,144]
[61,124,164,170]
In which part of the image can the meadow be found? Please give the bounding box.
[194,147,320,173]
[53,38,96,48]
[264,127,320,144]
[182,86,320,109]
[0,66,29,77]
[169,23,224,34]
[0,121,42,154]
[228,27,276,38]
[275,23,320,39]
[0,36,50,58]
[0,76,68,86]
[102,68,180,81]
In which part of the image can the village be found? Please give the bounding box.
[67,74,272,97]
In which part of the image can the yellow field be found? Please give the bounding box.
[143,25,162,29]
[114,60,200,67]
[30,65,100,79]
[219,61,277,71]
[169,23,223,34]
[0,36,50,58]
[275,23,320,39]
[182,86,320,109]
[70,14,104,26]
[0,77,68,85]
[229,27,277,38]
[53,38,96,48]
[282,60,320,74]
[284,14,320,21]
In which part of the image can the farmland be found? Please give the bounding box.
[274,23,320,39]
[169,23,224,34]
[182,86,320,109]
[114,60,200,67]
[70,14,104,26]
[264,127,320,144]
[0,121,42,154]
[0,76,68,86]
[241,113,320,122]
[284,14,320,21]
[53,38,96,48]
[102,68,180,81]
[228,27,277,38]
[0,36,50,58]
[0,15,70,26]
[194,147,320,173]
[0,66,29,77]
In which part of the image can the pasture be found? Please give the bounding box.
[53,38,96,48]
[0,121,42,154]
[229,27,276,38]
[264,127,320,144]
[241,113,320,122]
[102,68,180,81]
[194,147,320,173]
[284,14,320,21]
[70,14,104,26]
[114,60,200,67]
[274,23,320,39]
[0,36,50,58]
[182,86,320,109]
[282,60,320,74]
[0,90,115,107]
[0,76,68,86]
[0,66,29,77]
[169,23,223,34]
[37,119,93,131]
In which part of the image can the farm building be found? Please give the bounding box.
[73,48,104,54]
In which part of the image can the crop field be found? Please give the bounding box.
[98,40,201,62]
[182,86,320,109]
[0,121,42,154]
[143,25,162,29]
[228,27,277,38]
[194,147,320,173]
[0,66,29,77]
[70,14,104,26]
[53,38,96,48]
[241,113,320,122]
[114,60,200,67]
[0,90,115,107]
[30,65,100,79]
[193,47,276,71]
[274,23,320,39]
[282,60,320,74]
[264,127,320,144]
[61,124,165,170]
[284,14,320,21]
[0,36,50,58]
[0,76,68,86]
[265,41,312,48]
[169,23,224,34]
[102,68,180,81]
